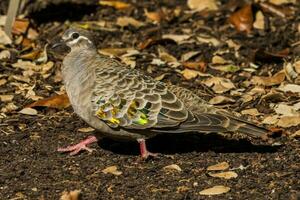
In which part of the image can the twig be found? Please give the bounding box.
[4,0,21,38]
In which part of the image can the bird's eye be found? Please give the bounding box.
[71,32,80,39]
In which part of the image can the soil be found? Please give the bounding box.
[0,0,299,199]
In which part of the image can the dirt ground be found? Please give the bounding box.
[0,0,299,199]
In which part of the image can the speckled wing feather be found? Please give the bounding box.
[91,56,269,139]
[91,57,189,130]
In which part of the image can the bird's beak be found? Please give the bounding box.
[50,39,65,49]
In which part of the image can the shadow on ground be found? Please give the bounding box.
[98,133,282,156]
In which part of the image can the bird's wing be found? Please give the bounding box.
[91,61,190,130]
[165,84,269,138]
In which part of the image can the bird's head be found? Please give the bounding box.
[51,28,95,51]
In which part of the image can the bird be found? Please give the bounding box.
[52,28,271,159]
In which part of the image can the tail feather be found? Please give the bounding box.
[221,112,270,140]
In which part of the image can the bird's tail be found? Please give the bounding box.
[219,111,270,141]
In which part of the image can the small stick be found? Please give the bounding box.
[4,0,21,38]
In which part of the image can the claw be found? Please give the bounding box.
[58,135,98,156]
[137,139,158,159]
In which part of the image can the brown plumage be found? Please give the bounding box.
[54,28,270,158]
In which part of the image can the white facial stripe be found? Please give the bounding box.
[68,35,92,45]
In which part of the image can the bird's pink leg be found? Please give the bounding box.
[58,135,98,156]
[137,139,158,159]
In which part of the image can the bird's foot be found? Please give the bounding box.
[137,139,158,159]
[58,135,98,156]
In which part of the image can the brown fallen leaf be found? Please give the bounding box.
[181,68,211,80]
[176,186,190,193]
[0,95,14,102]
[0,78,7,86]
[278,84,300,93]
[207,162,229,171]
[60,190,81,200]
[209,96,235,105]
[163,164,182,172]
[199,185,230,195]
[19,50,42,60]
[26,94,70,109]
[269,0,296,5]
[241,108,261,116]
[208,171,238,179]
[251,70,285,86]
[277,116,300,127]
[19,107,38,115]
[187,0,218,11]
[229,4,253,33]
[203,77,235,94]
[99,0,131,10]
[182,61,206,72]
[144,9,166,23]
[162,34,191,44]
[12,19,29,35]
[78,127,95,133]
[102,166,122,176]
[253,11,265,30]
[116,17,145,28]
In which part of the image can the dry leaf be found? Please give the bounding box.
[269,0,296,5]
[162,34,191,44]
[176,186,190,193]
[253,11,265,30]
[262,115,279,125]
[1,102,18,113]
[0,95,14,102]
[0,50,10,59]
[163,164,182,172]
[181,68,211,80]
[199,185,230,195]
[12,19,29,35]
[284,62,298,82]
[212,55,228,65]
[294,60,300,74]
[19,107,38,115]
[144,9,166,23]
[187,0,218,11]
[290,130,300,138]
[0,29,12,45]
[102,166,122,176]
[60,190,81,200]
[251,70,285,86]
[26,94,70,109]
[229,4,253,33]
[158,46,177,62]
[116,17,145,28]
[182,62,206,72]
[99,0,131,9]
[27,28,39,40]
[78,127,95,133]
[99,48,133,57]
[278,84,300,93]
[209,96,235,105]
[197,35,220,46]
[0,78,7,86]
[208,171,238,179]
[277,116,300,127]
[204,77,235,94]
[207,162,229,171]
[274,104,299,116]
[241,108,260,116]
[210,65,240,73]
[180,51,201,62]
